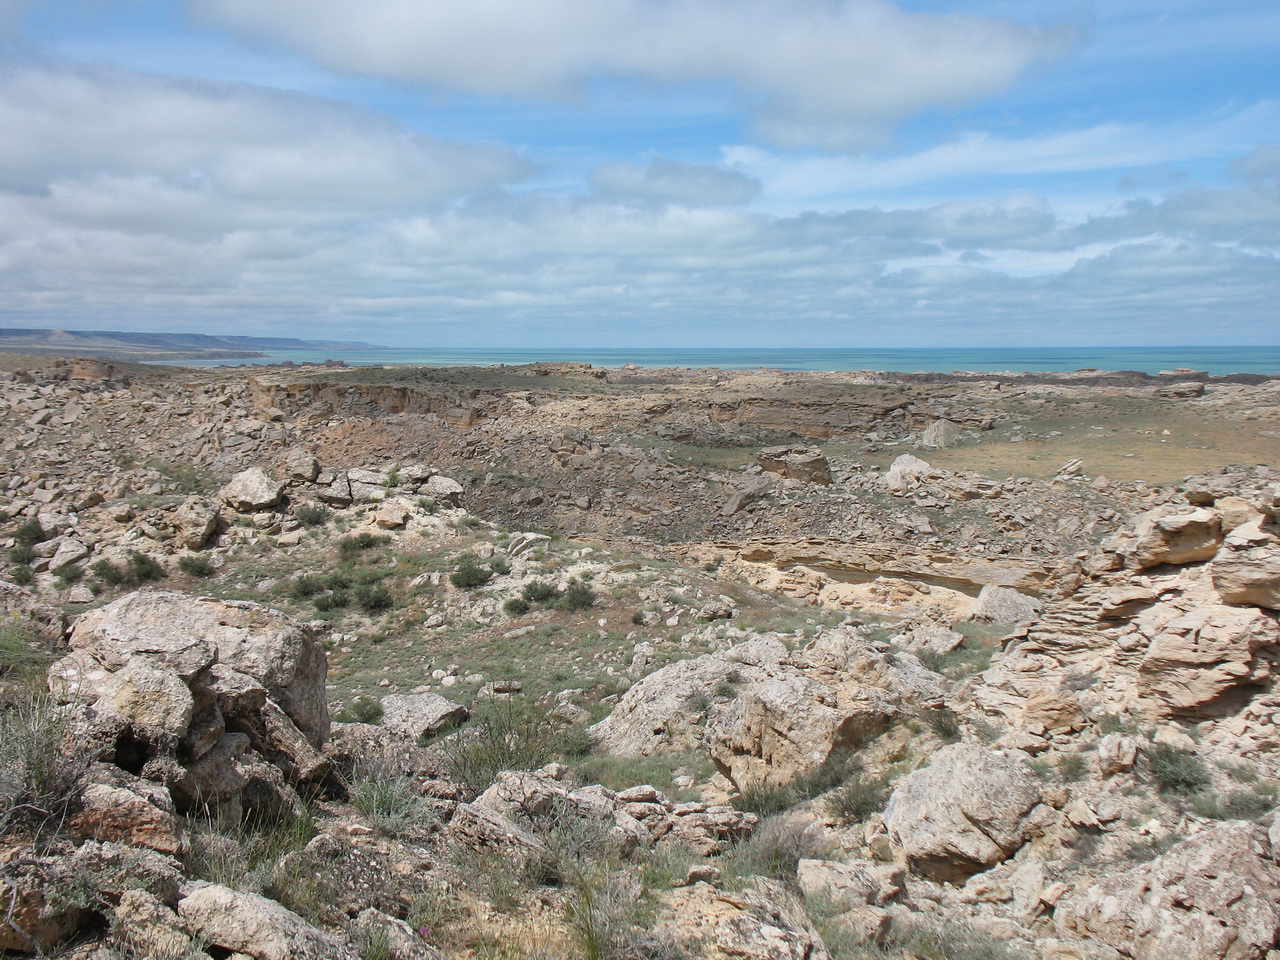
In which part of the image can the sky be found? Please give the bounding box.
[0,0,1276,348]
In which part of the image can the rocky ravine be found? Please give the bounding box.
[1,354,1280,959]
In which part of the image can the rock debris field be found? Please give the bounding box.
[2,352,1280,959]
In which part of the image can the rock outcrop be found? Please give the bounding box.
[882,745,1048,882]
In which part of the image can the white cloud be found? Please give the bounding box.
[190,0,1069,150]
[725,102,1280,211]
[591,159,760,207]
[0,58,1274,346]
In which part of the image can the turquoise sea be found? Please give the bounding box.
[177,345,1280,377]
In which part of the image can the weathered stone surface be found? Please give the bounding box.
[1056,821,1280,960]
[379,693,468,740]
[173,496,220,549]
[1137,596,1280,716]
[178,883,357,960]
[93,661,194,739]
[110,890,190,958]
[219,468,284,512]
[71,766,186,856]
[1126,507,1222,569]
[920,419,960,449]
[797,859,903,909]
[0,850,91,952]
[656,878,831,960]
[970,585,1042,623]
[1210,518,1280,609]
[756,446,832,484]
[883,454,936,494]
[883,745,1045,881]
[424,474,464,506]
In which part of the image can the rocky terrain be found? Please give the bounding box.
[1,352,1280,959]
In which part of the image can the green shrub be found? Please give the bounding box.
[1192,788,1275,821]
[338,533,387,559]
[1147,743,1211,795]
[355,583,394,613]
[347,755,434,837]
[313,591,350,611]
[177,555,215,578]
[450,555,492,590]
[924,706,961,743]
[334,696,384,724]
[1056,752,1089,783]
[416,497,437,514]
[503,598,530,617]
[734,752,859,817]
[8,564,33,586]
[441,696,558,796]
[8,544,36,566]
[521,580,557,604]
[722,816,827,883]
[826,772,889,824]
[12,519,46,545]
[630,610,646,626]
[53,563,84,584]
[0,619,54,683]
[293,503,330,527]
[0,694,87,830]
[91,558,132,586]
[489,555,511,576]
[128,551,166,582]
[553,579,595,612]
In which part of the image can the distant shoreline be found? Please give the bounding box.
[155,345,1280,378]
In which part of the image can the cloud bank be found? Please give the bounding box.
[189,0,1069,150]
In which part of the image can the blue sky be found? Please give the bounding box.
[0,0,1276,347]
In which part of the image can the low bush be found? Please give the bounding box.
[503,598,530,617]
[92,552,167,587]
[355,583,394,613]
[184,807,315,893]
[722,816,827,883]
[176,555,214,578]
[441,696,558,796]
[520,580,557,604]
[334,696,384,725]
[8,543,36,566]
[53,563,84,584]
[826,772,890,824]
[347,755,434,838]
[924,706,961,743]
[293,503,330,527]
[1147,743,1211,795]
[8,564,33,586]
[12,519,46,546]
[338,533,388,560]
[450,555,493,590]
[553,579,595,612]
[1192,788,1275,821]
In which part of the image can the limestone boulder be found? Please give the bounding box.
[379,693,468,741]
[1210,518,1280,609]
[883,454,935,494]
[707,673,894,788]
[1126,507,1222,569]
[424,474,464,506]
[591,638,788,757]
[882,745,1046,882]
[655,878,831,960]
[70,764,186,856]
[970,585,1042,624]
[1136,596,1280,716]
[1056,821,1280,960]
[920,418,960,449]
[172,496,220,549]
[756,446,832,485]
[219,467,284,512]
[178,883,357,960]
